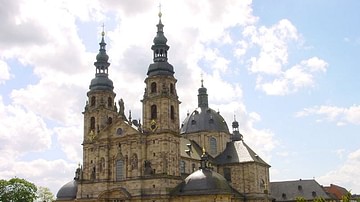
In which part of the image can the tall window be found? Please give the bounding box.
[91,96,96,106]
[151,105,157,119]
[108,97,112,107]
[90,117,95,130]
[151,82,157,93]
[170,105,175,120]
[116,160,124,181]
[209,137,217,155]
[170,83,174,94]
[180,161,185,174]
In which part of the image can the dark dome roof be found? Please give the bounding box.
[89,73,114,91]
[180,107,230,134]
[147,61,174,76]
[96,51,109,62]
[153,33,167,44]
[56,180,77,200]
[172,168,233,196]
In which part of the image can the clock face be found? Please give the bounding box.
[150,120,157,132]
[88,130,96,141]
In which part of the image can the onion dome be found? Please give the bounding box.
[56,180,77,200]
[180,81,229,134]
[147,10,174,77]
[89,30,114,91]
[153,12,168,44]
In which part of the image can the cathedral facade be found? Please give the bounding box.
[56,12,271,202]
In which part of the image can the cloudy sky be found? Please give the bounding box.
[1,0,360,195]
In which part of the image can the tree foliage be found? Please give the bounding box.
[36,186,55,202]
[342,190,352,202]
[0,177,37,202]
[313,197,325,202]
[296,196,306,202]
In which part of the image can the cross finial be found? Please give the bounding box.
[200,73,204,87]
[101,23,105,36]
[158,3,162,18]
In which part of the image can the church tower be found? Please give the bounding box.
[141,10,182,181]
[82,30,118,181]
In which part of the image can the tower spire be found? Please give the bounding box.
[232,115,243,141]
[89,26,113,91]
[198,77,209,109]
[147,8,174,76]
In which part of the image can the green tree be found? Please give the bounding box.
[0,177,37,202]
[296,196,306,202]
[342,190,352,202]
[36,186,55,202]
[313,197,325,202]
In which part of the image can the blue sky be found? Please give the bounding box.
[0,0,360,195]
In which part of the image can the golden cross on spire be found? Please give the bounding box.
[201,73,204,87]
[101,23,105,36]
[158,2,162,18]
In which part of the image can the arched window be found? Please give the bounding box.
[107,97,112,108]
[90,117,95,130]
[90,96,96,106]
[170,83,174,94]
[151,105,157,119]
[108,117,113,124]
[116,160,124,181]
[170,105,175,120]
[180,161,185,174]
[209,137,217,155]
[151,82,157,93]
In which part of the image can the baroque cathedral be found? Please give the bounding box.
[56,11,271,202]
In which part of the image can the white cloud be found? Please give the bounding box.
[301,56,328,72]
[296,105,360,125]
[54,126,82,162]
[10,78,85,125]
[241,16,329,96]
[0,60,12,84]
[246,19,299,75]
[318,148,360,193]
[0,158,77,195]
[255,57,328,95]
[0,96,52,157]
